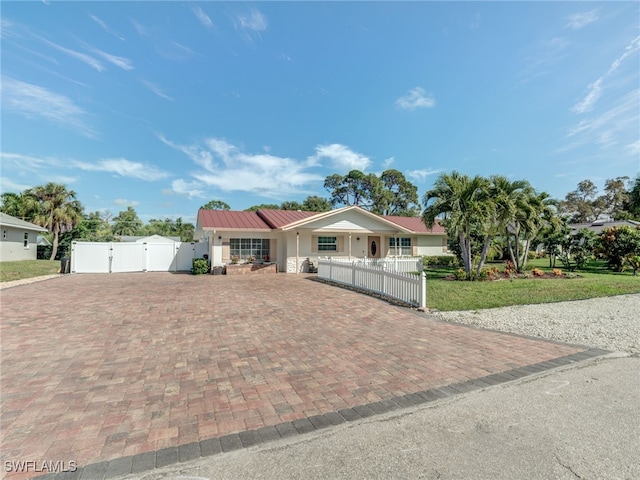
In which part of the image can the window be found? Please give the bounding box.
[230,238,270,260]
[317,236,337,252]
[23,232,29,248]
[389,237,411,256]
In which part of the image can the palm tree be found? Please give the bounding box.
[0,191,37,220]
[112,207,143,236]
[27,183,83,260]
[489,176,536,272]
[422,172,493,279]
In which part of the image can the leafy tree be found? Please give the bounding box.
[142,217,194,242]
[560,179,605,223]
[374,169,420,216]
[244,204,281,212]
[422,171,493,279]
[200,200,230,210]
[324,169,419,215]
[0,191,38,220]
[112,207,143,236]
[56,211,115,257]
[537,216,568,268]
[280,201,304,211]
[623,175,640,220]
[324,170,380,208]
[603,176,630,219]
[597,225,640,272]
[558,228,596,271]
[301,195,332,212]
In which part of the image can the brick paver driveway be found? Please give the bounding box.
[1,273,597,479]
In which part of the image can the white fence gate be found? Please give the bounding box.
[70,241,209,273]
[317,257,426,308]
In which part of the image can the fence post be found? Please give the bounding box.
[352,260,356,286]
[329,257,333,280]
[382,264,387,295]
[420,271,427,308]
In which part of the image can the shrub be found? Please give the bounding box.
[553,268,563,277]
[192,258,209,275]
[486,266,501,280]
[503,260,516,276]
[454,268,468,281]
[598,226,640,272]
[532,268,544,277]
[423,255,459,268]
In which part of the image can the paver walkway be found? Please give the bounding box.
[1,273,594,479]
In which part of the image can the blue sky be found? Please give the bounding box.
[1,2,639,224]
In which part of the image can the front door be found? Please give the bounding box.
[368,236,381,258]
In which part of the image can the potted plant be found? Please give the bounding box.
[230,255,239,264]
[263,255,270,263]
[247,255,255,263]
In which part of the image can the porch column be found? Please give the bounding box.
[296,231,299,274]
[348,232,352,259]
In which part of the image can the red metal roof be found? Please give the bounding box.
[383,215,445,234]
[197,209,271,230]
[257,209,319,228]
[198,207,446,234]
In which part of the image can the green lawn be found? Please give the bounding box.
[425,259,640,311]
[0,260,61,282]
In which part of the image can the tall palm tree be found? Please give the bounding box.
[27,183,83,260]
[422,171,493,279]
[489,176,536,272]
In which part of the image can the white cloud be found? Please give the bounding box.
[236,8,267,32]
[90,48,133,71]
[89,14,125,41]
[166,179,207,199]
[566,10,599,30]
[156,134,213,170]
[407,169,443,183]
[573,36,640,114]
[567,88,639,149]
[161,136,324,198]
[395,87,435,110]
[113,198,139,207]
[0,176,32,193]
[74,158,169,181]
[0,76,95,137]
[38,36,104,72]
[308,144,371,172]
[140,79,173,101]
[626,140,640,156]
[382,157,395,169]
[192,5,214,29]
[572,78,603,114]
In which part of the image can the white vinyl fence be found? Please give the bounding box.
[317,257,426,308]
[71,241,209,273]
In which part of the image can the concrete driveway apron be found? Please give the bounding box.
[0,273,600,479]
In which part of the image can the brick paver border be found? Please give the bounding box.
[34,347,608,480]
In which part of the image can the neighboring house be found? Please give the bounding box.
[569,219,640,235]
[0,212,48,262]
[195,205,448,273]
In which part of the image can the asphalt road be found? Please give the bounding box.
[118,353,640,480]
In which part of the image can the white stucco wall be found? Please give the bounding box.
[0,227,39,261]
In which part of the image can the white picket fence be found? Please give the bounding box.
[317,257,426,308]
[71,241,209,273]
[328,256,423,273]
